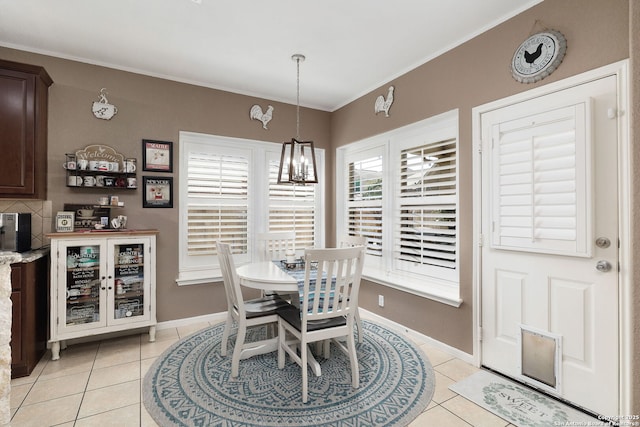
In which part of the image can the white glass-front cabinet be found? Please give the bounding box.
[48,231,158,360]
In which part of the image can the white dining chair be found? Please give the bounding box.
[257,231,296,262]
[277,245,365,403]
[256,231,297,302]
[217,241,290,377]
[339,235,367,343]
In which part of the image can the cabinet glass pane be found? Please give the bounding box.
[66,245,101,325]
[113,244,145,319]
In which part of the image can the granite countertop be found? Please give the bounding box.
[0,247,50,264]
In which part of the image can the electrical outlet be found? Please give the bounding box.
[378,295,384,307]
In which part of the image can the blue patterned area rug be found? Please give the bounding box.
[143,320,434,426]
[449,370,600,426]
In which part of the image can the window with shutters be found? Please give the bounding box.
[490,104,589,256]
[346,148,384,261]
[186,151,249,257]
[268,156,317,252]
[177,132,324,285]
[396,138,458,282]
[336,110,460,304]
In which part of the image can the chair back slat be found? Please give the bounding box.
[257,231,296,261]
[217,241,245,317]
[300,246,365,329]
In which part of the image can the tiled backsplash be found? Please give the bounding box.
[0,200,52,249]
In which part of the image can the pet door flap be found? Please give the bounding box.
[519,325,562,392]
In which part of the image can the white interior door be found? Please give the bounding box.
[480,75,619,416]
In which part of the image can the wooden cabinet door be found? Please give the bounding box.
[10,258,48,379]
[0,68,36,196]
[0,60,52,198]
[10,265,24,376]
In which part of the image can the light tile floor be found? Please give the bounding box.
[10,318,515,427]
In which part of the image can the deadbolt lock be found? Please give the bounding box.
[595,237,611,248]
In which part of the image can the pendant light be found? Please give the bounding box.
[277,54,318,185]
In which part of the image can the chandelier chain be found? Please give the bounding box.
[296,56,301,139]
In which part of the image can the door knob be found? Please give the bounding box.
[596,260,612,272]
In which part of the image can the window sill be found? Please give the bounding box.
[176,266,462,308]
[176,269,222,286]
[361,266,463,307]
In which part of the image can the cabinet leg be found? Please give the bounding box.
[60,340,67,350]
[51,342,60,361]
[149,326,156,342]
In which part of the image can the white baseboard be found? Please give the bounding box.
[359,308,475,365]
[156,309,476,364]
[156,312,227,330]
[49,309,474,366]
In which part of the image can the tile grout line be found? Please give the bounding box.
[73,341,100,423]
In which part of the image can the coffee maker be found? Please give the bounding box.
[0,213,31,252]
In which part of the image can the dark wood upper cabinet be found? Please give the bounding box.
[0,59,53,199]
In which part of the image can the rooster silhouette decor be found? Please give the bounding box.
[374,86,394,117]
[250,104,274,129]
[524,43,544,64]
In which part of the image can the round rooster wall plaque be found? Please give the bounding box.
[511,30,566,84]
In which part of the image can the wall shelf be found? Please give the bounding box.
[65,146,137,190]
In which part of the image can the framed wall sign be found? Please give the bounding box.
[142,139,173,172]
[143,176,173,208]
[55,211,75,232]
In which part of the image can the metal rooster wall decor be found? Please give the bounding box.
[374,85,394,117]
[250,104,274,129]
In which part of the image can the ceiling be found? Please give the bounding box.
[0,0,541,111]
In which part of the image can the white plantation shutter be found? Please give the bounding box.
[398,206,456,268]
[187,151,249,256]
[348,208,383,257]
[178,132,324,285]
[268,159,316,252]
[347,151,383,257]
[396,138,457,279]
[490,104,589,256]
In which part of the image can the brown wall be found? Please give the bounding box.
[0,46,331,322]
[331,0,630,353]
[0,1,635,401]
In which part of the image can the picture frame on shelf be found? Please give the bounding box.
[142,139,173,172]
[63,204,111,230]
[142,176,173,208]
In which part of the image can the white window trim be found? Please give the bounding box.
[177,131,324,285]
[337,110,462,307]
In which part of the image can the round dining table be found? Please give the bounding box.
[235,261,298,293]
